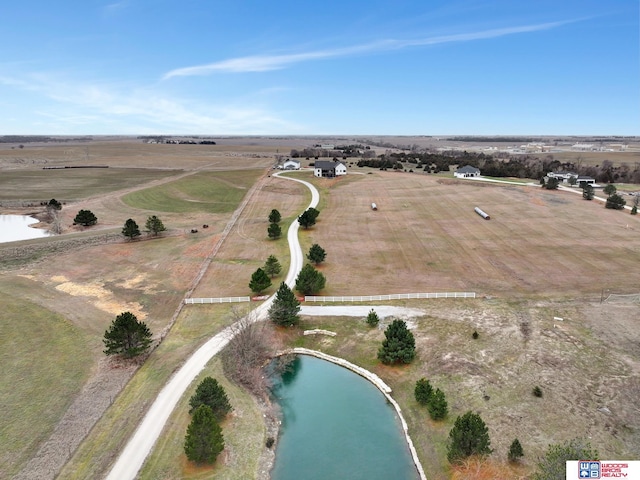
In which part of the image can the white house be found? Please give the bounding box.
[547,171,596,186]
[454,165,481,178]
[282,159,301,170]
[314,160,347,178]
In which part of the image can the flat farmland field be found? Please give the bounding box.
[308,171,640,299]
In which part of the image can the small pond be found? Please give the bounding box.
[270,355,419,480]
[0,215,52,243]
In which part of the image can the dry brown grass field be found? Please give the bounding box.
[1,139,639,479]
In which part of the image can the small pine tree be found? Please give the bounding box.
[249,268,272,294]
[269,282,301,327]
[631,205,638,215]
[414,378,433,405]
[184,405,224,464]
[532,386,543,397]
[295,264,326,295]
[268,222,282,239]
[47,198,62,210]
[73,209,97,226]
[189,377,231,421]
[366,309,379,327]
[268,209,281,224]
[533,438,598,480]
[472,330,479,339]
[377,319,416,365]
[103,311,152,358]
[306,243,327,265]
[298,209,317,229]
[263,255,282,278]
[447,411,493,464]
[428,388,448,420]
[122,218,141,240]
[145,215,166,236]
[508,438,524,463]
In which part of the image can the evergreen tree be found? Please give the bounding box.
[249,268,272,294]
[414,378,433,405]
[189,377,231,421]
[605,193,626,210]
[377,319,416,364]
[508,438,524,463]
[73,209,97,226]
[145,215,166,236]
[184,405,224,464]
[543,177,559,190]
[122,218,141,240]
[447,411,493,464]
[268,209,281,224]
[263,255,282,278]
[306,243,327,265]
[268,222,282,239]
[603,184,617,196]
[533,438,598,480]
[48,198,62,210]
[295,264,326,295]
[582,184,595,200]
[307,207,320,221]
[366,309,379,327]
[428,388,448,420]
[298,209,317,229]
[269,282,301,327]
[103,311,152,358]
[632,205,638,215]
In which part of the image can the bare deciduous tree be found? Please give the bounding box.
[221,308,278,397]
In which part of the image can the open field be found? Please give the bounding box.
[1,139,639,479]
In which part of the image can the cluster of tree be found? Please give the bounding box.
[377,319,416,364]
[249,255,284,294]
[122,216,167,240]
[603,184,627,210]
[356,158,404,170]
[183,377,230,464]
[103,311,153,358]
[298,207,319,229]
[414,378,448,420]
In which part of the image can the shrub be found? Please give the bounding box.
[366,309,379,327]
[414,378,433,405]
[472,330,479,339]
[532,386,543,398]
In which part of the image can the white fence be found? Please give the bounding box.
[304,292,476,302]
[185,296,251,304]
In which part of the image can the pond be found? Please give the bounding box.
[0,215,52,243]
[270,355,419,480]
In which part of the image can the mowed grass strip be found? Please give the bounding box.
[121,170,261,214]
[0,285,92,478]
[0,168,179,202]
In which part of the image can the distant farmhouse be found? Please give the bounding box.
[314,160,347,178]
[547,171,596,186]
[282,159,301,170]
[454,165,481,178]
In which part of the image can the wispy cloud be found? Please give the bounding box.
[163,20,574,79]
[0,72,300,134]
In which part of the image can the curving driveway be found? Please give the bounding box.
[105,172,319,480]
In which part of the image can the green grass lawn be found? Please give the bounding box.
[122,170,262,214]
[0,168,179,202]
[0,281,93,478]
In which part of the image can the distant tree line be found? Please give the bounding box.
[372,150,640,183]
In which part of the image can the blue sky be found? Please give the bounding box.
[0,0,637,135]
